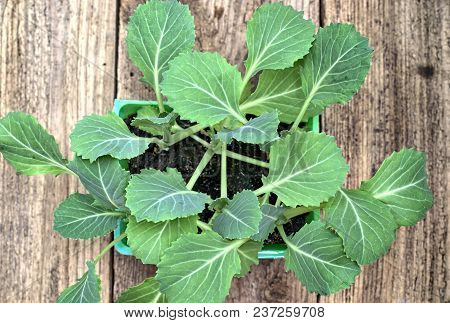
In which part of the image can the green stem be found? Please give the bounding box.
[190,135,270,168]
[155,85,165,114]
[197,220,212,232]
[284,206,319,220]
[276,224,289,243]
[290,94,313,131]
[169,124,206,145]
[186,148,215,190]
[94,232,127,265]
[221,144,227,198]
[260,192,270,204]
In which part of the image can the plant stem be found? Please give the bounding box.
[276,224,289,243]
[197,220,212,232]
[189,134,270,168]
[261,192,270,204]
[284,206,319,220]
[186,148,215,190]
[290,93,313,131]
[221,143,227,198]
[169,124,206,145]
[94,232,127,265]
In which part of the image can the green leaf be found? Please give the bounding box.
[126,168,210,222]
[131,108,176,136]
[245,3,314,77]
[116,277,166,303]
[54,193,123,239]
[57,261,101,303]
[360,148,433,226]
[236,240,262,277]
[212,190,262,239]
[126,0,195,91]
[68,156,130,210]
[258,131,348,207]
[0,112,69,175]
[216,111,279,145]
[126,215,198,264]
[299,23,373,121]
[70,113,150,162]
[325,189,397,265]
[240,66,303,123]
[251,204,285,241]
[161,51,246,126]
[284,221,360,295]
[156,231,242,302]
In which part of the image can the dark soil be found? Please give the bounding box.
[125,116,306,243]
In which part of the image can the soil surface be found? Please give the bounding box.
[126,116,306,243]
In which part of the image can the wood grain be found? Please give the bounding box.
[320,0,449,302]
[0,0,118,302]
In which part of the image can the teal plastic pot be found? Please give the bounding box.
[113,99,320,259]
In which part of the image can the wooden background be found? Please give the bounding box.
[0,0,448,302]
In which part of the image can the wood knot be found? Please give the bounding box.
[417,65,434,79]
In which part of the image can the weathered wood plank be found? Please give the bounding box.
[0,0,118,302]
[320,0,449,302]
[113,0,320,302]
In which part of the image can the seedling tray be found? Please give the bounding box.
[113,99,320,259]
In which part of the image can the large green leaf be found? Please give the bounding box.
[251,204,285,241]
[69,156,130,210]
[284,221,360,295]
[240,66,303,123]
[57,261,101,303]
[258,131,348,207]
[116,277,166,303]
[245,3,314,77]
[54,193,123,239]
[161,51,246,126]
[212,190,262,239]
[0,112,69,175]
[299,23,373,121]
[126,215,198,264]
[70,113,150,162]
[156,231,242,302]
[236,240,262,277]
[216,111,279,144]
[126,0,195,91]
[126,168,210,222]
[325,189,397,265]
[361,148,433,226]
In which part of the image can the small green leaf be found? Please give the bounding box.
[116,277,166,303]
[69,156,130,210]
[0,112,69,175]
[258,131,348,207]
[245,3,314,77]
[216,111,279,144]
[54,193,123,239]
[156,231,242,303]
[126,168,210,222]
[212,190,262,239]
[126,0,195,91]
[360,148,433,226]
[241,66,303,123]
[57,261,101,303]
[325,189,397,265]
[132,109,177,136]
[236,240,262,277]
[284,221,360,295]
[161,51,246,126]
[299,23,373,121]
[126,215,198,264]
[70,113,149,162]
[251,204,285,241]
